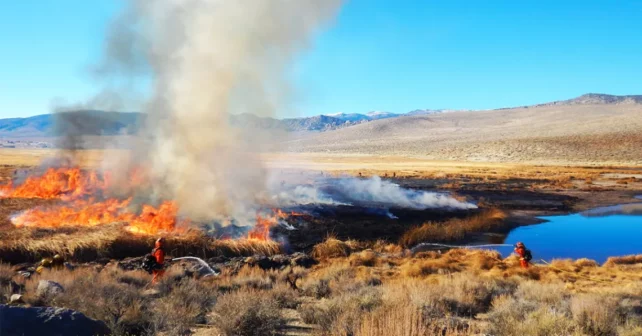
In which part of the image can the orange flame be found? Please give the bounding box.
[1,167,185,235]
[248,213,278,240]
[0,168,108,200]
[1,167,300,239]
[247,208,303,240]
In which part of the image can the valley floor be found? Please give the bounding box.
[1,150,642,335]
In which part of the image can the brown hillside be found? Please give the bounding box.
[286,103,642,164]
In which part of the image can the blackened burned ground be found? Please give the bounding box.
[459,190,576,212]
[273,205,479,251]
[1,170,640,264]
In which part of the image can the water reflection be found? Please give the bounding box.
[581,203,642,217]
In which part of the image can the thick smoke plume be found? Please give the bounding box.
[68,0,474,229]
[97,0,343,224]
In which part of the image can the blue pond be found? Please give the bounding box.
[494,202,642,264]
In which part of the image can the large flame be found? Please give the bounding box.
[0,167,303,239]
[0,168,108,200]
[0,167,185,235]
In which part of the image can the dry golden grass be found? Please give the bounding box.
[349,250,379,267]
[309,237,642,296]
[574,258,599,268]
[399,208,507,247]
[0,149,129,168]
[604,254,642,267]
[3,238,642,335]
[0,224,283,263]
[210,288,286,336]
[5,150,641,194]
[264,153,642,183]
[356,303,429,336]
[311,237,354,260]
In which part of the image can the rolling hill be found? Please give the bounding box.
[1,94,641,164]
[288,94,642,164]
[0,111,143,138]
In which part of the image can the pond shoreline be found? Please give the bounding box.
[458,191,642,255]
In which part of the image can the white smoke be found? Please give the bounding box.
[327,176,477,210]
[95,0,344,225]
[83,0,476,229]
[269,175,477,210]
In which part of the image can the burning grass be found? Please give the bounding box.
[399,208,507,247]
[0,167,188,235]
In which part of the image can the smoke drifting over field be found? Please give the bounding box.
[50,0,474,229]
[271,176,476,211]
[95,0,343,224]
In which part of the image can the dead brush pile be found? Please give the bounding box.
[0,224,283,264]
[399,208,507,247]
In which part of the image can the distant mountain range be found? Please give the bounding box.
[0,93,639,140]
[0,108,446,138]
[0,111,143,138]
[291,93,642,164]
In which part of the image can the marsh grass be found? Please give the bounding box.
[399,208,507,247]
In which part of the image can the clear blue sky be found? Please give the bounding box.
[1,0,642,118]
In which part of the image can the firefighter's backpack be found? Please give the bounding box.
[141,254,158,274]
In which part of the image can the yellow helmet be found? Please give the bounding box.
[36,265,45,274]
[53,254,63,262]
[40,258,53,267]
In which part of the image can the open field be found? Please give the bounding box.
[4,148,642,189]
[1,149,641,258]
[1,150,642,335]
[266,152,642,214]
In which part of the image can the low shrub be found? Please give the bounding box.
[149,278,216,335]
[487,295,575,336]
[210,289,285,336]
[27,268,147,335]
[312,238,352,260]
[571,294,621,336]
[270,282,300,309]
[349,250,378,267]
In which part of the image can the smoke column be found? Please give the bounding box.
[97,0,343,224]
